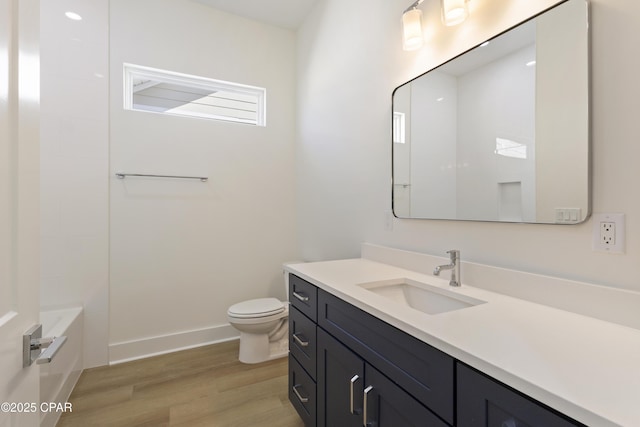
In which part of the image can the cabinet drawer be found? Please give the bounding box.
[290,306,317,379]
[289,354,317,427]
[289,274,318,321]
[457,363,585,427]
[318,289,454,425]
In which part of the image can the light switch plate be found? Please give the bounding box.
[555,208,582,224]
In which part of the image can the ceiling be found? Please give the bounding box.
[191,0,318,30]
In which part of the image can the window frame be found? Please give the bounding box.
[123,63,266,126]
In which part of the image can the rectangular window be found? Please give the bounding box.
[123,63,266,126]
[393,112,405,143]
[495,137,527,159]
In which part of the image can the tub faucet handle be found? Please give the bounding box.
[23,324,68,367]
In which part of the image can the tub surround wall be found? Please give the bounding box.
[108,0,298,363]
[297,0,640,292]
[40,0,109,369]
[39,308,83,427]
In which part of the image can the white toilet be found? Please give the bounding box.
[227,296,289,364]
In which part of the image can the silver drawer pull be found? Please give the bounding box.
[350,374,360,415]
[292,384,309,403]
[292,291,309,302]
[293,333,309,347]
[363,385,374,427]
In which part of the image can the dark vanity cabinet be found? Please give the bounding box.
[288,274,584,427]
[288,275,318,427]
[457,364,583,427]
[317,289,454,426]
[289,274,451,426]
[317,327,448,427]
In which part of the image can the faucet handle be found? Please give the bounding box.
[446,249,460,259]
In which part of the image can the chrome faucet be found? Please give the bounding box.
[433,250,461,287]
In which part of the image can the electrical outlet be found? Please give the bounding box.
[593,213,625,253]
[600,222,615,246]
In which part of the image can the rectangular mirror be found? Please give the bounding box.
[392,0,589,223]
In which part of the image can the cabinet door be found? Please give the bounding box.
[317,328,364,427]
[363,364,449,427]
[457,364,584,427]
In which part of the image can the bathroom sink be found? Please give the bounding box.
[358,278,486,315]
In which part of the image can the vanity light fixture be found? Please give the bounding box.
[402,0,425,51]
[402,0,471,51]
[441,0,469,26]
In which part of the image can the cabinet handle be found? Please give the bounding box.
[350,374,360,415]
[363,385,374,427]
[293,333,309,347]
[292,291,309,302]
[292,384,309,403]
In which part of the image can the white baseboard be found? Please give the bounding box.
[109,324,239,365]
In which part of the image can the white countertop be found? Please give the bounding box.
[285,258,640,427]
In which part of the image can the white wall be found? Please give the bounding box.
[108,0,297,362]
[40,0,109,368]
[297,0,640,292]
[297,0,402,261]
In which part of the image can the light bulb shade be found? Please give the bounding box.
[441,0,469,26]
[402,8,423,51]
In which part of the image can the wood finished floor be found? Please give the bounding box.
[57,341,304,427]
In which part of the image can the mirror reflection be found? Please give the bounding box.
[392,0,589,223]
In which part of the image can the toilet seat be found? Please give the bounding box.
[225,269,295,363]
[228,297,285,319]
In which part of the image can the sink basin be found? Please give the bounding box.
[358,278,486,315]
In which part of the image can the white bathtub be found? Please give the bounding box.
[39,307,83,427]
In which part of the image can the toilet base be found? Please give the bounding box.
[238,332,288,364]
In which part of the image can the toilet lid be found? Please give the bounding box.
[228,298,285,318]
